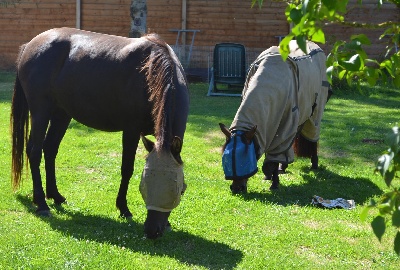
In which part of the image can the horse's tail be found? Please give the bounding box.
[293,133,318,158]
[142,34,176,151]
[10,44,29,190]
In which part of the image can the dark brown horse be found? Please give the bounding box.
[220,40,332,193]
[10,27,189,239]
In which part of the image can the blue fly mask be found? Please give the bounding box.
[222,130,258,180]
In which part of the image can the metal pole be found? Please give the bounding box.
[76,0,81,29]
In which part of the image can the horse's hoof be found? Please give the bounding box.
[311,165,318,170]
[52,195,67,205]
[269,182,279,190]
[36,209,52,217]
[278,163,288,174]
[230,184,247,194]
[120,210,133,219]
[47,194,66,205]
[165,221,172,233]
[263,175,272,180]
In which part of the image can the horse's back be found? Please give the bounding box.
[17,28,156,131]
[231,40,329,162]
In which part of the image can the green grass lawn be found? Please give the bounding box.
[0,71,399,269]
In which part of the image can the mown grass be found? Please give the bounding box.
[0,71,399,269]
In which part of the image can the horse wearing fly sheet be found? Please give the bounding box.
[220,40,332,193]
[10,27,189,239]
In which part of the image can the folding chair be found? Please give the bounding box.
[207,43,246,96]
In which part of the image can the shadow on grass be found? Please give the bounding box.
[16,195,243,269]
[238,165,382,207]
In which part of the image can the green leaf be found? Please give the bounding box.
[279,35,294,61]
[387,126,400,153]
[339,54,363,71]
[311,28,325,44]
[296,35,307,54]
[345,39,363,51]
[326,66,333,85]
[338,69,347,80]
[376,154,391,177]
[351,34,371,45]
[335,0,349,12]
[392,209,400,227]
[384,168,395,187]
[381,59,394,76]
[395,231,400,255]
[371,216,386,242]
[360,205,372,221]
[290,8,303,25]
[365,67,378,86]
[322,0,336,10]
[394,75,400,88]
[366,75,377,86]
[378,202,392,215]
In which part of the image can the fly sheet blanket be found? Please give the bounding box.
[230,40,330,164]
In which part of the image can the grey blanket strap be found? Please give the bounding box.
[322,81,330,87]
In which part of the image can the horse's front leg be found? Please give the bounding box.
[116,131,140,218]
[230,178,248,194]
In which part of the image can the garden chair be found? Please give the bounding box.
[207,43,246,96]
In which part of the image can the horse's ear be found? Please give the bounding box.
[219,123,231,139]
[141,133,155,153]
[171,136,182,155]
[244,125,257,143]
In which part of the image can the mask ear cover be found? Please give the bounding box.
[222,131,258,180]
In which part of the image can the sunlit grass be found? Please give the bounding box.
[0,72,399,269]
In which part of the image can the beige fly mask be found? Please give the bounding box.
[140,149,186,212]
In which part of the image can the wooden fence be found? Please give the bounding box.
[0,0,131,70]
[0,0,398,75]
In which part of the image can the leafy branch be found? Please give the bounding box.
[361,126,400,256]
[252,0,400,88]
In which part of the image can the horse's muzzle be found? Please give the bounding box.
[144,210,171,239]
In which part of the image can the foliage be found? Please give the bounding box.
[252,0,400,88]
[361,126,400,255]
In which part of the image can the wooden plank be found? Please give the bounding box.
[0,9,75,18]
[7,2,75,9]
[81,3,130,11]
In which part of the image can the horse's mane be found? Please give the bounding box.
[141,33,176,152]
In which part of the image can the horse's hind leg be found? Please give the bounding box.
[270,163,280,190]
[27,114,51,215]
[262,161,280,190]
[311,153,318,169]
[43,108,71,204]
[307,140,318,170]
